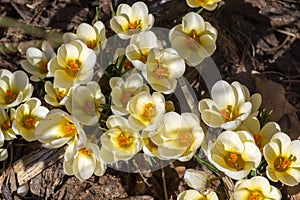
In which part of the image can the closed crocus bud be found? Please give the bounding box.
[186,0,222,11]
[231,176,282,200]
[263,132,300,186]
[169,12,217,66]
[0,69,33,108]
[110,1,154,39]
[207,130,261,180]
[20,41,55,81]
[199,80,261,130]
[48,40,96,89]
[12,98,49,142]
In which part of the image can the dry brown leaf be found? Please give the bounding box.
[254,75,297,122]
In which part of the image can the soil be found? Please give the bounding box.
[0,0,299,199]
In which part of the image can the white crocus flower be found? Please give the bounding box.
[184,169,208,192]
[148,112,204,161]
[110,72,149,116]
[128,91,165,131]
[20,41,55,81]
[177,189,219,200]
[110,1,155,39]
[199,80,261,130]
[126,31,162,70]
[63,21,106,53]
[169,12,217,66]
[35,109,87,161]
[0,148,8,161]
[66,81,105,126]
[44,81,71,107]
[263,132,300,186]
[144,48,185,94]
[64,142,106,180]
[100,115,142,164]
[0,69,33,108]
[231,176,282,200]
[48,40,96,89]
[237,117,281,152]
[12,98,49,142]
[207,130,261,180]
[0,107,16,140]
[186,0,222,11]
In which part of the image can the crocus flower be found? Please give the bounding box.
[147,112,204,161]
[64,142,106,180]
[63,21,106,53]
[0,148,8,161]
[44,81,71,107]
[177,189,218,200]
[110,1,155,39]
[128,91,165,131]
[231,176,282,200]
[144,48,185,94]
[207,130,261,180]
[35,109,87,161]
[126,31,162,70]
[199,80,261,130]
[184,169,208,192]
[66,81,105,126]
[100,115,142,164]
[237,117,281,152]
[186,0,222,11]
[263,132,300,186]
[0,69,33,108]
[0,107,16,140]
[110,72,149,116]
[20,41,55,81]
[12,98,49,142]
[48,40,96,88]
[169,12,217,66]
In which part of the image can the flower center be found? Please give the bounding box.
[197,0,209,5]
[249,191,264,200]
[86,40,97,49]
[39,60,48,73]
[118,131,133,147]
[186,30,202,50]
[83,100,96,116]
[178,129,194,146]
[155,66,168,77]
[226,152,245,170]
[22,116,37,129]
[63,122,77,137]
[274,155,297,172]
[142,103,157,122]
[5,90,17,104]
[121,91,132,107]
[66,59,81,77]
[220,105,238,121]
[253,134,263,146]
[129,20,142,30]
[1,120,12,130]
[80,147,92,155]
[57,89,67,101]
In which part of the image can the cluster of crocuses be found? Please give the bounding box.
[0,0,298,199]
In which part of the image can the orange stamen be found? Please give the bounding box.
[1,120,11,130]
[63,122,77,137]
[118,132,133,147]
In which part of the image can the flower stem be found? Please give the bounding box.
[194,154,221,176]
